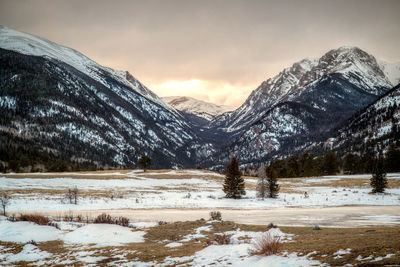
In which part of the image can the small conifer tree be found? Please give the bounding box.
[223,156,246,199]
[266,165,279,198]
[256,163,267,200]
[370,157,387,193]
[138,155,152,172]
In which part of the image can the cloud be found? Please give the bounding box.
[1,0,399,106]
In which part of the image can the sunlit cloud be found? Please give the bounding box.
[151,79,253,108]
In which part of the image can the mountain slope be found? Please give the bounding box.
[162,96,233,121]
[327,83,400,155]
[0,26,212,169]
[204,47,398,168]
[211,47,393,135]
[0,26,171,111]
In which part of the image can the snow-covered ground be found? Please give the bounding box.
[1,170,399,213]
[0,168,399,266]
[0,216,322,266]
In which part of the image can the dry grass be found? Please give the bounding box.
[250,231,281,256]
[1,220,400,266]
[278,177,400,194]
[280,225,400,266]
[93,213,130,227]
[15,214,50,225]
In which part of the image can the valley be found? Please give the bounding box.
[1,169,399,266]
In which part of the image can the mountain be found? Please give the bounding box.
[162,96,233,121]
[204,47,400,168]
[0,26,214,169]
[325,83,400,156]
[1,25,400,171]
[378,60,400,86]
[209,58,318,134]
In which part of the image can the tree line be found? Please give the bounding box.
[252,143,400,179]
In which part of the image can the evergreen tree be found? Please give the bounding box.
[223,156,246,199]
[266,165,279,198]
[138,155,152,172]
[323,152,338,175]
[256,163,267,199]
[370,157,387,193]
[299,153,315,177]
[385,143,400,172]
[287,155,299,177]
[343,153,357,174]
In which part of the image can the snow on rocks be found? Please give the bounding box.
[63,224,145,247]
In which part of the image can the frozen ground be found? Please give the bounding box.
[0,216,323,266]
[0,216,397,266]
[1,170,399,213]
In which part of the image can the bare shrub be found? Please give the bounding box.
[94,213,114,224]
[256,163,267,199]
[210,211,222,221]
[251,232,281,256]
[76,215,83,222]
[14,214,60,229]
[94,213,130,227]
[0,191,11,216]
[65,187,79,205]
[48,221,60,230]
[17,214,50,225]
[115,216,130,227]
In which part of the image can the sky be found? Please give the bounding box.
[0,0,399,108]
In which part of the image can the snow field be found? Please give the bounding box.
[0,216,323,266]
[1,171,399,213]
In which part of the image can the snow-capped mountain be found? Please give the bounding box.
[2,25,400,170]
[0,26,172,112]
[0,26,212,168]
[328,83,400,155]
[204,47,400,168]
[378,60,400,86]
[210,46,394,135]
[209,58,318,133]
[162,96,233,121]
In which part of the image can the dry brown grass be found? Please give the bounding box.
[15,214,50,225]
[250,231,281,256]
[1,220,399,266]
[278,177,400,194]
[280,225,400,266]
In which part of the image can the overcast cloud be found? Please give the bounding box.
[1,0,399,107]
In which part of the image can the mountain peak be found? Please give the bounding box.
[162,96,233,121]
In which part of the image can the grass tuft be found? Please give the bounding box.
[251,232,281,256]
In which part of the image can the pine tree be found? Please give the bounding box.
[370,157,387,193]
[266,165,279,198]
[223,156,246,199]
[287,155,299,177]
[385,143,400,172]
[138,155,151,172]
[323,152,338,175]
[343,153,357,174]
[256,163,267,199]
